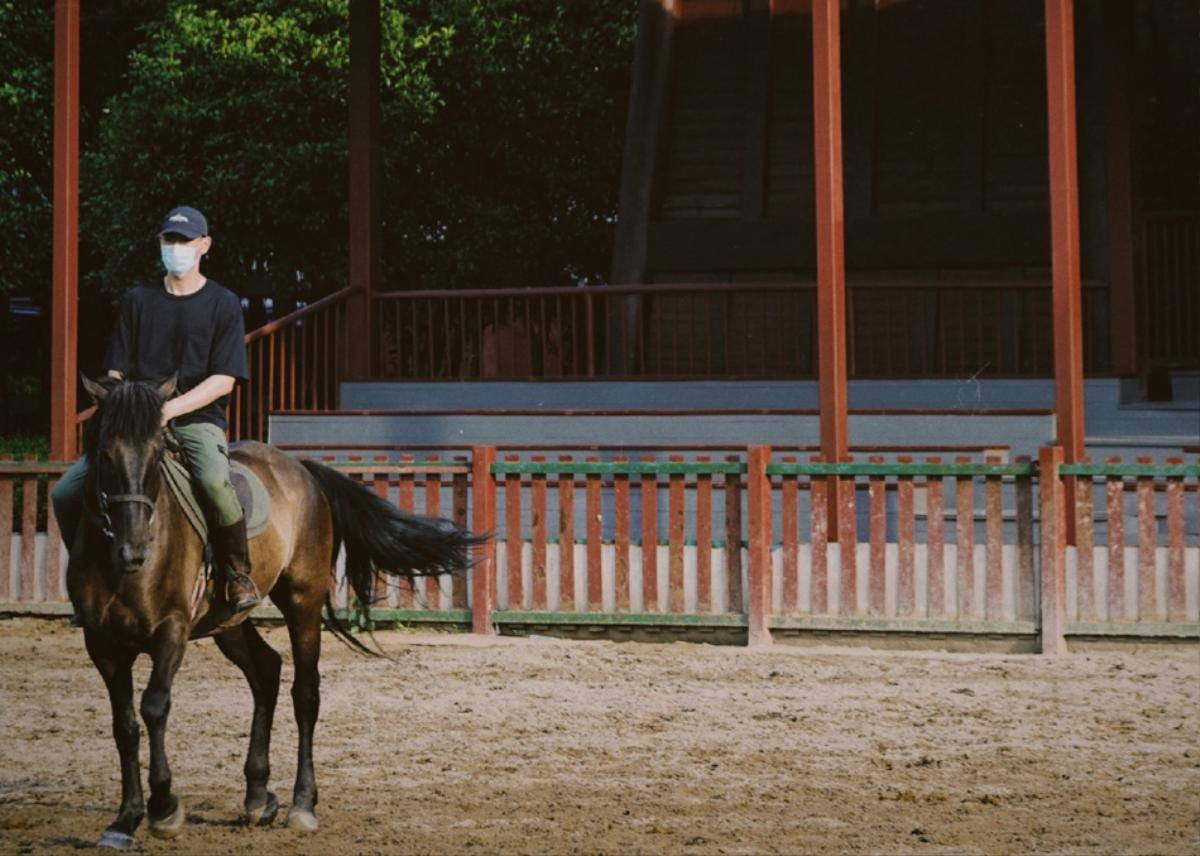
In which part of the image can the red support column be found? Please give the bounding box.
[348,0,381,382]
[812,0,849,536]
[471,446,497,634]
[50,0,80,461]
[1044,0,1086,541]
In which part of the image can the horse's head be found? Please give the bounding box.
[82,373,177,574]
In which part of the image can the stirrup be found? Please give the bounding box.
[226,574,261,613]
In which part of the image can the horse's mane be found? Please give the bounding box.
[85,379,164,458]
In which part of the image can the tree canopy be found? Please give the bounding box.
[0,0,636,306]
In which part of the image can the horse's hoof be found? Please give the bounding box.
[148,797,186,839]
[96,829,136,850]
[286,808,319,832]
[244,791,279,827]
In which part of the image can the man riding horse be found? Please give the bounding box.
[52,205,260,613]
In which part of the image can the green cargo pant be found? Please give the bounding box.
[51,421,243,550]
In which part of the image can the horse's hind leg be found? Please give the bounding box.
[214,621,282,826]
[282,614,322,831]
[84,631,144,850]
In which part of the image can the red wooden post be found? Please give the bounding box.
[585,456,602,611]
[558,456,575,611]
[1105,458,1126,620]
[1165,458,1185,622]
[985,457,1004,619]
[724,455,743,614]
[452,458,470,608]
[423,456,441,608]
[0,458,13,602]
[640,456,658,611]
[696,456,714,614]
[896,457,915,618]
[955,457,975,619]
[812,0,849,538]
[667,455,685,613]
[20,456,38,602]
[50,0,80,462]
[372,455,389,604]
[1015,457,1036,621]
[396,454,415,608]
[504,455,523,610]
[926,458,946,618]
[46,476,63,601]
[614,456,631,612]
[1044,0,1086,541]
[531,456,548,610]
[1135,459,1157,620]
[348,0,381,380]
[746,446,772,646]
[1075,459,1096,619]
[780,457,799,613]
[867,458,886,616]
[470,446,496,635]
[837,463,857,616]
[810,459,828,615]
[1038,446,1068,654]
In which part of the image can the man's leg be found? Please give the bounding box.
[51,454,91,551]
[174,423,259,612]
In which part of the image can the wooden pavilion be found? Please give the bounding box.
[47,0,1197,466]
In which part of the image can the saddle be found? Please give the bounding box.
[159,454,272,543]
[159,454,273,633]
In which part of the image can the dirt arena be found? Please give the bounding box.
[0,618,1197,855]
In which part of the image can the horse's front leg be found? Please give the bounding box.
[141,617,189,839]
[83,630,144,850]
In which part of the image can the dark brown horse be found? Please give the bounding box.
[69,376,483,850]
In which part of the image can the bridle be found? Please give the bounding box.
[86,426,179,541]
[95,490,157,541]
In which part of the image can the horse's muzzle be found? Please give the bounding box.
[116,543,151,574]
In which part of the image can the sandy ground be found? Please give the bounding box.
[0,618,1197,856]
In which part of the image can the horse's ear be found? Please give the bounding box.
[157,373,178,400]
[81,373,109,402]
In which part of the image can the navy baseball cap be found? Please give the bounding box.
[158,206,208,239]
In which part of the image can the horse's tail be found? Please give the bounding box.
[299,459,488,647]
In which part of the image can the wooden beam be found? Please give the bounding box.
[812,0,848,534]
[1044,0,1086,545]
[742,0,770,222]
[647,210,1051,271]
[1045,0,1086,545]
[610,0,678,374]
[1102,0,1137,376]
[50,0,80,461]
[348,0,381,381]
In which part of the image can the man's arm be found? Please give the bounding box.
[160,374,237,426]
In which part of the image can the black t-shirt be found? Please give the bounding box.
[105,279,249,430]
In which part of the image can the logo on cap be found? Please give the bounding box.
[169,214,190,222]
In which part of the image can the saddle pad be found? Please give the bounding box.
[160,455,271,543]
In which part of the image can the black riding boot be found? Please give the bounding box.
[213,518,260,613]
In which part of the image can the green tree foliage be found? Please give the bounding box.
[0,0,54,299]
[81,0,636,298]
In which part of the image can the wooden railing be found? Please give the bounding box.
[373,280,1109,380]
[5,449,1197,649]
[74,286,358,446]
[231,286,357,442]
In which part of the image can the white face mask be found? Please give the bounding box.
[161,243,198,277]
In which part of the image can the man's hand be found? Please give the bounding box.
[158,375,236,426]
[160,398,181,427]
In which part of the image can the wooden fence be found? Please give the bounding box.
[4,449,1198,651]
